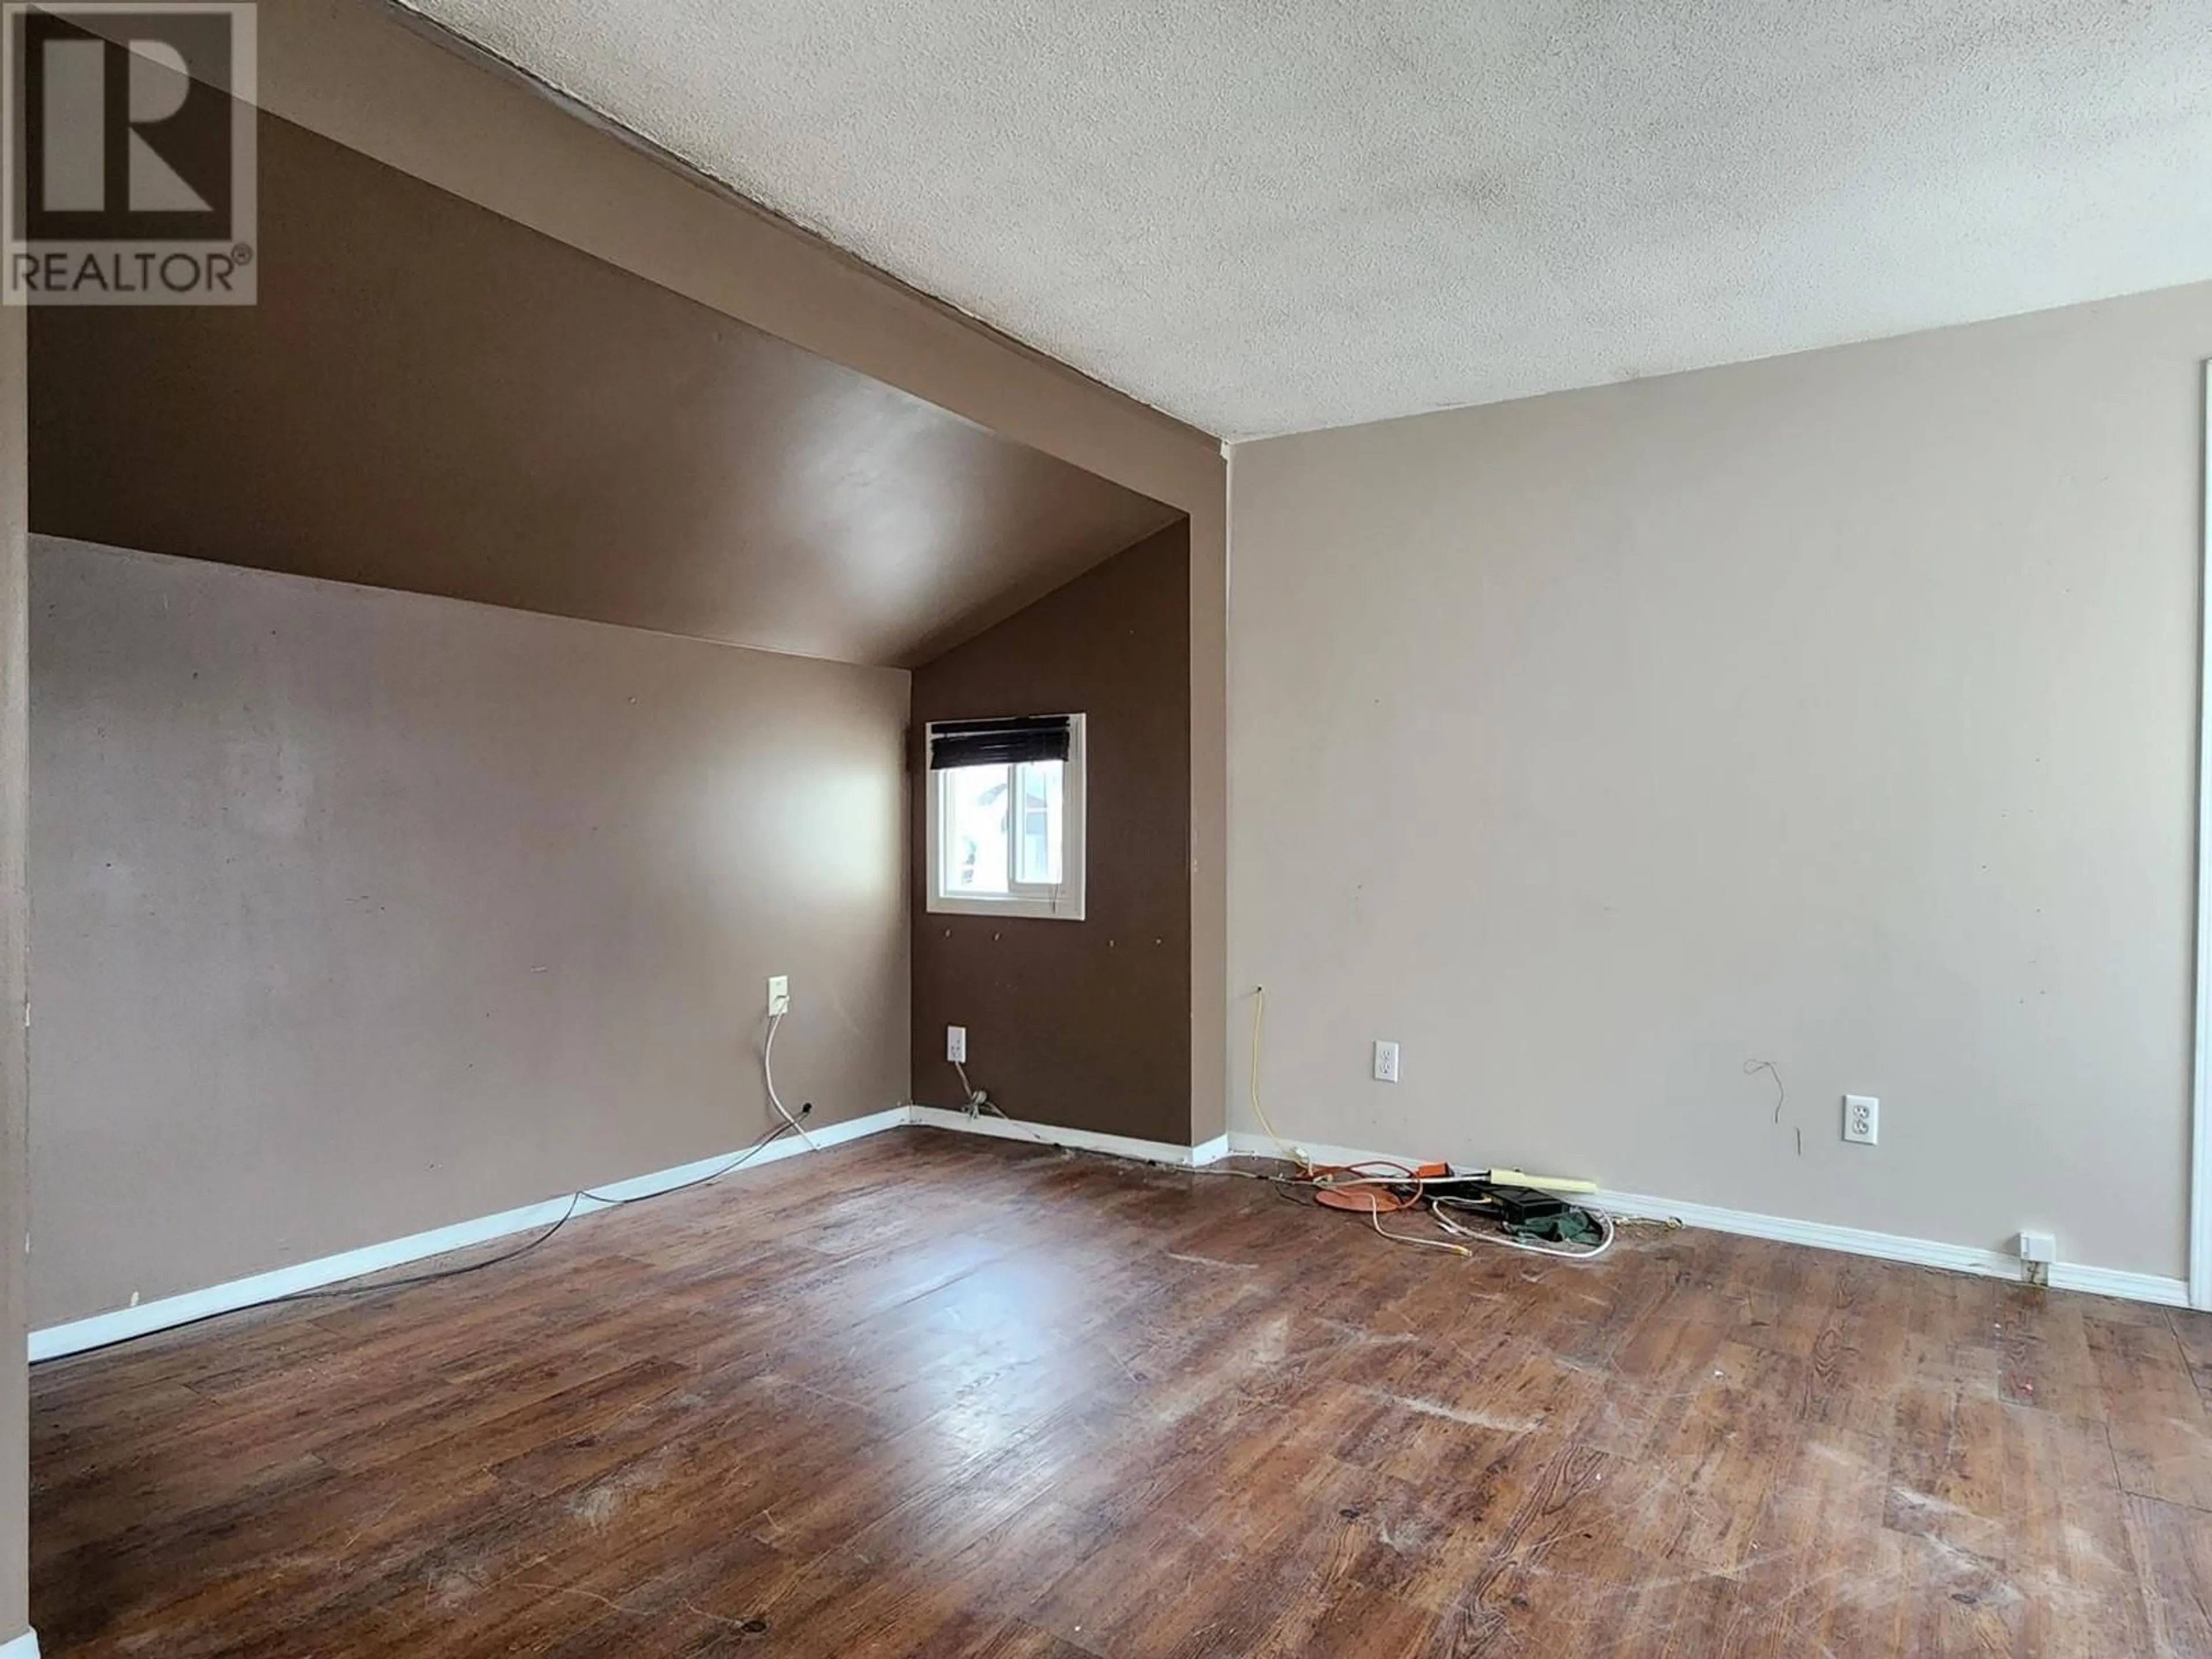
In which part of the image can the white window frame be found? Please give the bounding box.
[925,713,1086,922]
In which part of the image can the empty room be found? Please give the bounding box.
[0,1,2209,1655]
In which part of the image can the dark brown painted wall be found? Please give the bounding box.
[220,0,1229,1150]
[27,108,1175,669]
[911,522,1192,1145]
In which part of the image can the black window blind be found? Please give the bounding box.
[928,715,1072,771]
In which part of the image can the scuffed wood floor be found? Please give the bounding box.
[28,1127,2212,1656]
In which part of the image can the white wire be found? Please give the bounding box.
[580,1116,796,1207]
[1247,986,1306,1168]
[1430,1202,1615,1259]
[1366,1202,1471,1257]
[763,1010,819,1152]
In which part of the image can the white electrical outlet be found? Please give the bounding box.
[1843,1094,1878,1145]
[2018,1229,2056,1264]
[1373,1040,1400,1084]
[946,1025,968,1063]
[766,975,790,1017]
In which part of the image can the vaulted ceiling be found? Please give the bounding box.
[399,0,2212,440]
[28,109,1178,668]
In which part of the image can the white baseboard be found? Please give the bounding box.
[1224,1129,1419,1175]
[0,1626,39,1658]
[2047,1260,2191,1307]
[44,1104,2180,1363]
[907,1105,1225,1168]
[1224,1132,2190,1309]
[29,1107,911,1362]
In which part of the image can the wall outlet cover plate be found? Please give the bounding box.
[1843,1094,1878,1145]
[1373,1040,1400,1084]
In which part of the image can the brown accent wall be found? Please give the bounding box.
[206,0,1224,511]
[28,109,1176,670]
[9,0,1225,1618]
[30,539,910,1327]
[104,0,1228,1170]
[910,522,1191,1144]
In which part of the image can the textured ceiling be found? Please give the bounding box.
[399,0,2212,440]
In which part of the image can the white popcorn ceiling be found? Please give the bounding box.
[400,0,2212,441]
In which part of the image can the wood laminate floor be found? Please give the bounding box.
[29,1128,2212,1656]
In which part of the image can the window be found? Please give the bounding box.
[926,713,1086,921]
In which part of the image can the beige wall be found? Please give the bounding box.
[1229,282,2212,1280]
[29,538,910,1328]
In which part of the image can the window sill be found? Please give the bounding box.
[927,893,1086,923]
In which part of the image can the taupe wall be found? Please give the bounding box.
[30,538,909,1327]
[912,523,1192,1143]
[1230,282,2212,1280]
[0,309,27,1644]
